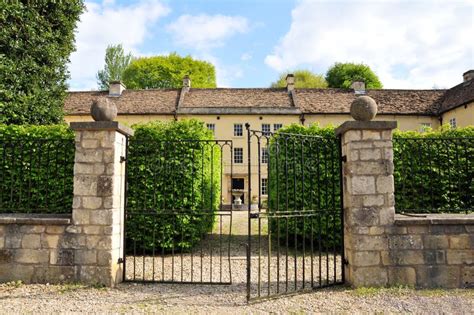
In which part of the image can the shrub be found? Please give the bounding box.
[0,124,74,213]
[126,119,221,252]
[267,124,342,250]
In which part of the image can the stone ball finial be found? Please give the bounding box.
[350,95,377,121]
[91,97,117,121]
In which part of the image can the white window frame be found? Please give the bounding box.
[206,123,215,134]
[261,147,269,164]
[420,122,431,132]
[234,124,243,137]
[449,118,457,128]
[234,147,243,164]
[273,123,283,131]
[261,178,268,195]
[262,124,271,136]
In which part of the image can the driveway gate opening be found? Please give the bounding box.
[246,126,344,301]
[123,139,233,284]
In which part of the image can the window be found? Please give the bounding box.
[420,123,431,132]
[261,178,268,195]
[231,178,244,190]
[206,123,215,134]
[261,147,269,164]
[273,124,283,131]
[234,147,243,163]
[234,124,243,137]
[449,118,457,128]
[262,124,271,136]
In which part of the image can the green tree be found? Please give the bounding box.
[122,53,216,89]
[325,62,383,89]
[270,70,328,88]
[0,1,84,125]
[96,44,133,90]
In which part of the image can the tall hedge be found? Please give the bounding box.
[0,124,74,213]
[126,119,221,252]
[393,126,474,213]
[267,124,342,250]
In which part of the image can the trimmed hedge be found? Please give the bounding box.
[0,124,74,213]
[125,119,221,252]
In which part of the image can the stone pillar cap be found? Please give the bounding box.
[335,121,397,135]
[70,121,134,137]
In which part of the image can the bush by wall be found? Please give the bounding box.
[125,119,221,252]
[0,124,74,213]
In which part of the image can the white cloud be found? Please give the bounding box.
[265,0,473,89]
[241,53,252,61]
[68,0,170,90]
[166,14,249,50]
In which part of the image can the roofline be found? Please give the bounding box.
[438,100,473,115]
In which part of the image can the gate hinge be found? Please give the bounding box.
[117,258,124,264]
[341,155,347,163]
[250,213,259,219]
[343,258,349,266]
[120,156,127,163]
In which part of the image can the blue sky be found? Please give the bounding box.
[68,0,473,91]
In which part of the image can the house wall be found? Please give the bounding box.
[441,102,474,128]
[64,114,174,126]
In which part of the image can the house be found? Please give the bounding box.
[64,70,474,206]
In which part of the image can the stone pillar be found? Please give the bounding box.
[70,121,133,286]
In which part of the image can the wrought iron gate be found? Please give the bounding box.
[246,125,344,301]
[123,138,233,284]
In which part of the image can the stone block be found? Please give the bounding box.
[381,130,393,140]
[20,226,45,233]
[5,228,22,248]
[22,234,41,249]
[369,226,385,235]
[97,250,112,266]
[72,209,90,225]
[0,249,13,263]
[353,235,388,251]
[46,225,66,234]
[0,237,4,249]
[74,163,94,175]
[389,235,423,250]
[41,234,60,249]
[78,265,113,286]
[443,225,465,234]
[386,193,395,207]
[465,225,474,233]
[389,250,424,265]
[0,264,35,283]
[449,235,471,249]
[385,226,407,235]
[348,161,391,176]
[349,150,359,162]
[407,225,429,234]
[102,148,116,162]
[388,267,416,286]
[349,142,373,149]
[416,266,460,288]
[75,149,103,163]
[32,266,76,283]
[446,250,474,265]
[75,250,97,265]
[61,234,86,249]
[423,250,445,265]
[379,207,395,225]
[359,148,381,160]
[82,197,103,210]
[65,225,82,234]
[72,196,82,209]
[373,140,392,148]
[103,196,122,209]
[50,249,74,266]
[376,175,394,194]
[353,251,380,267]
[352,266,388,287]
[15,249,49,264]
[97,176,113,196]
[90,210,114,225]
[382,148,393,161]
[344,130,362,143]
[348,207,379,226]
[81,139,99,149]
[363,195,384,207]
[83,226,103,235]
[86,236,112,250]
[362,130,381,140]
[351,176,375,195]
[73,175,98,196]
[461,266,474,288]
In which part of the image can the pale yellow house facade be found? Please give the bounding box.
[64,70,474,207]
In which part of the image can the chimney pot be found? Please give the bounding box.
[183,75,191,89]
[109,81,126,97]
[463,70,474,82]
[286,74,295,92]
[351,80,366,95]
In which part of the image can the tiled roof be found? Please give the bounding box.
[64,84,469,116]
[438,80,474,114]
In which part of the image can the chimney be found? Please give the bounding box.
[351,80,366,95]
[183,75,191,90]
[463,70,474,82]
[109,81,126,97]
[286,74,295,92]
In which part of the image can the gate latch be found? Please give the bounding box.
[120,156,127,163]
[250,213,259,219]
[117,258,124,264]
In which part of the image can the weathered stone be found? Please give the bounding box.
[349,150,359,162]
[5,227,22,249]
[347,161,391,176]
[65,225,82,234]
[344,130,362,144]
[363,195,384,207]
[97,251,112,266]
[82,139,99,149]
[91,97,117,122]
[349,141,373,149]
[388,267,416,286]
[353,251,380,267]
[41,234,60,248]
[352,266,388,287]
[385,226,407,235]
[73,175,98,196]
[46,225,66,234]
[90,210,114,226]
[424,250,445,264]
[349,207,379,226]
[72,209,90,225]
[362,130,381,140]
[461,266,474,288]
[389,235,423,250]
[75,149,103,163]
[20,225,45,233]
[379,207,395,225]
[465,225,474,233]
[444,225,465,234]
[423,235,449,249]
[351,176,375,195]
[32,266,75,283]
[352,235,388,251]
[74,163,94,174]
[368,226,385,235]
[449,235,471,249]
[97,176,113,196]
[75,250,97,265]
[359,148,381,161]
[417,266,460,288]
[446,250,474,265]
[0,237,4,249]
[0,264,34,283]
[350,96,377,121]
[50,249,74,266]
[376,175,394,194]
[61,234,86,249]
[407,225,429,234]
[82,197,103,210]
[83,226,102,235]
[389,250,424,265]
[15,249,49,264]
[0,249,13,263]
[22,234,41,249]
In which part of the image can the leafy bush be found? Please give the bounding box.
[126,119,221,252]
[267,124,342,250]
[0,124,74,213]
[393,125,474,213]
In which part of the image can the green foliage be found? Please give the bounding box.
[0,1,84,125]
[126,119,221,252]
[96,44,133,90]
[0,124,74,213]
[325,62,383,89]
[267,124,342,250]
[122,53,216,89]
[393,125,474,213]
[270,70,328,88]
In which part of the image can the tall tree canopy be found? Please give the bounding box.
[0,1,84,125]
[270,70,328,88]
[325,62,383,89]
[96,44,133,90]
[122,53,217,89]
